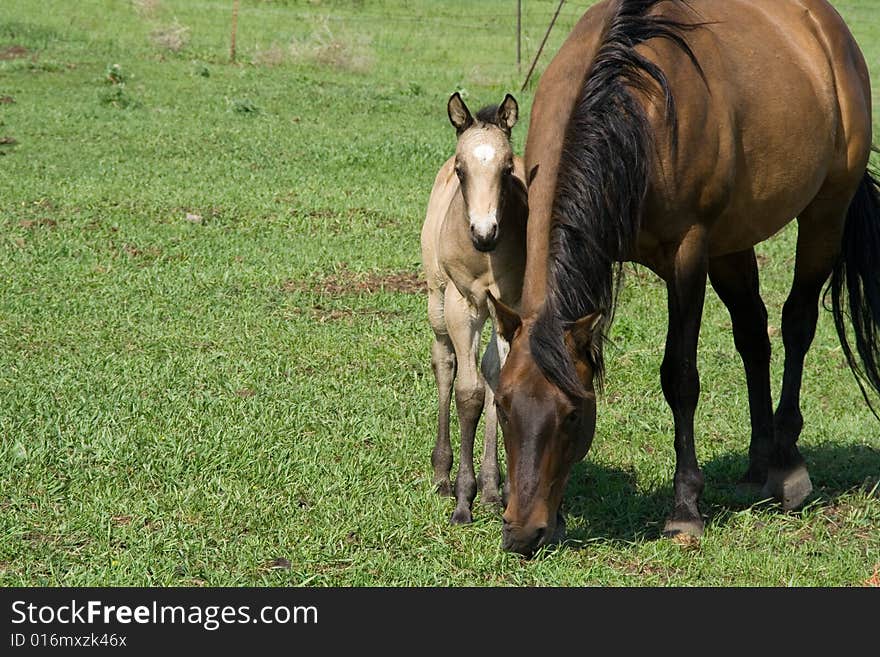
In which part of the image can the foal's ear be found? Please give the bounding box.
[448,92,474,135]
[496,94,518,135]
[487,291,522,344]
[565,312,604,361]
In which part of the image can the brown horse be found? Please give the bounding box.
[421,93,528,523]
[489,0,877,556]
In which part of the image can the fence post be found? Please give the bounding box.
[521,0,565,91]
[230,0,240,63]
[517,0,522,73]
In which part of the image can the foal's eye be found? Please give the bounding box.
[454,166,464,180]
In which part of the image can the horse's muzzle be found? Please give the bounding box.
[501,513,566,557]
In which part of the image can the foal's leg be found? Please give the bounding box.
[444,286,487,524]
[708,248,774,485]
[661,232,709,537]
[765,201,845,509]
[478,332,502,508]
[428,289,456,497]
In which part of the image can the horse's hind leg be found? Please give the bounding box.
[766,199,847,509]
[428,290,456,497]
[708,248,774,485]
[444,286,487,524]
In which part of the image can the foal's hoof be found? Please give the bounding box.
[450,506,473,525]
[435,480,454,498]
[762,462,812,510]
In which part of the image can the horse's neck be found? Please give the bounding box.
[519,2,614,317]
[502,175,528,236]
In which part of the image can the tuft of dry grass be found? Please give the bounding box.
[150,21,190,53]
[132,0,161,19]
[252,43,287,67]
[289,17,374,73]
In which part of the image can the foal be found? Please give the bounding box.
[420,93,527,524]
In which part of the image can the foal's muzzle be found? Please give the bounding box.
[470,223,499,252]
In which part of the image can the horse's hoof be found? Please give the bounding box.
[550,512,567,544]
[734,480,763,498]
[479,490,503,510]
[738,463,768,487]
[450,507,473,525]
[435,480,453,498]
[662,510,704,538]
[762,462,812,510]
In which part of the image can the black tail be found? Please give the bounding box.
[829,169,880,417]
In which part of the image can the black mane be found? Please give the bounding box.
[477,104,518,142]
[530,0,702,399]
[475,105,500,124]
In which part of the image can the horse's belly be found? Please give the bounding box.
[706,209,800,257]
[706,159,832,256]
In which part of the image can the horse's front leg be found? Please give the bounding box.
[444,286,487,524]
[660,231,709,538]
[428,288,456,497]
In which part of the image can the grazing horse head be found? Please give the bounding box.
[489,294,603,556]
[447,92,518,252]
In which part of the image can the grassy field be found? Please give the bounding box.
[0,0,877,586]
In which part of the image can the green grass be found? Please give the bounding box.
[0,0,877,586]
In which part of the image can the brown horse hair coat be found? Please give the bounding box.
[493,0,875,554]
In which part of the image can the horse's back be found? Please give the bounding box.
[632,0,872,260]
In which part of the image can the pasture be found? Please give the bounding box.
[0,0,877,586]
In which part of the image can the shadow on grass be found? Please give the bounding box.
[560,441,879,547]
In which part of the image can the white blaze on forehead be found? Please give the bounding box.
[472,143,496,166]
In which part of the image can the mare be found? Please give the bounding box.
[421,93,528,523]
[489,0,878,555]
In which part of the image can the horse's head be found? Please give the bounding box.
[447,92,519,252]
[488,294,603,557]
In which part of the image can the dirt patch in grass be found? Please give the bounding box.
[252,44,287,67]
[133,0,163,19]
[19,217,56,229]
[123,243,161,259]
[0,96,14,104]
[615,556,681,583]
[283,265,424,296]
[0,44,29,60]
[260,557,292,572]
[289,17,374,73]
[296,304,404,323]
[150,22,190,53]
[297,206,402,235]
[22,530,57,545]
